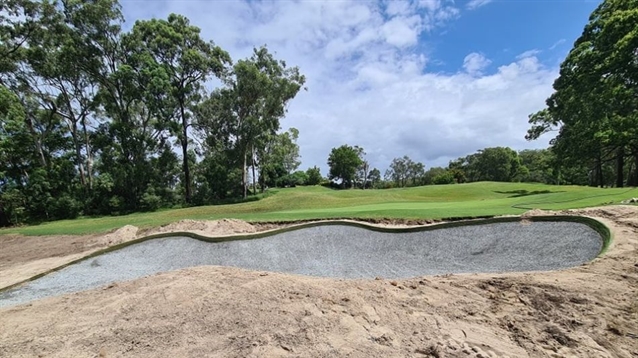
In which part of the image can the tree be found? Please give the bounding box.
[423,167,447,185]
[0,0,58,87]
[386,156,410,187]
[201,47,305,198]
[367,168,381,188]
[527,0,638,187]
[408,161,425,186]
[385,156,425,187]
[327,145,364,188]
[474,147,524,182]
[305,166,322,185]
[518,149,559,184]
[258,128,301,189]
[358,160,369,189]
[125,14,231,203]
[446,147,525,183]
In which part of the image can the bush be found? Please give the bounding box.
[433,171,455,185]
[49,195,82,220]
[141,189,162,212]
[108,195,125,215]
[277,171,308,187]
[306,166,322,185]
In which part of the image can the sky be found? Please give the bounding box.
[120,0,602,174]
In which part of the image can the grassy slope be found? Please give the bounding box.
[2,182,637,236]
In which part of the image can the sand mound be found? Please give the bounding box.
[521,208,559,217]
[570,204,638,219]
[148,218,256,237]
[93,225,139,247]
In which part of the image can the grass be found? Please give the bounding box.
[2,182,637,236]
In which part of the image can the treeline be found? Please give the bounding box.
[324,145,590,189]
[0,0,305,226]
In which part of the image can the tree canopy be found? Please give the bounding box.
[527,0,638,187]
[327,145,364,188]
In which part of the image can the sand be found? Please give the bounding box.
[1,207,637,357]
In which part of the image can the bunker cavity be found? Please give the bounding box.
[0,221,602,308]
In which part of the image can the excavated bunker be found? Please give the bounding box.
[0,219,605,308]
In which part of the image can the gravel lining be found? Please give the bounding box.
[0,221,602,308]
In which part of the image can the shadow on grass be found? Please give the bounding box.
[494,189,564,198]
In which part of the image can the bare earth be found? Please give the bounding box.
[0,206,637,358]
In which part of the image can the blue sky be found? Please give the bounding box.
[121,0,602,174]
[431,1,599,73]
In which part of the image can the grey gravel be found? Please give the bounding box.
[0,221,602,308]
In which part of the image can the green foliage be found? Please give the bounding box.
[305,166,322,185]
[384,156,426,187]
[423,167,448,185]
[277,171,308,187]
[449,147,525,183]
[199,46,305,198]
[327,145,364,188]
[367,168,382,188]
[0,1,306,227]
[124,14,231,203]
[259,128,302,188]
[432,171,455,185]
[527,0,638,188]
[140,188,162,212]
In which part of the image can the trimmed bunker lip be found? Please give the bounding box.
[0,215,610,308]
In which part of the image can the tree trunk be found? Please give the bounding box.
[362,163,369,190]
[71,122,87,187]
[180,105,191,204]
[25,117,47,167]
[616,147,624,188]
[596,158,603,188]
[242,150,248,199]
[631,148,638,187]
[251,145,257,195]
[82,116,93,190]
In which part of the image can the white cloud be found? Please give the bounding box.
[385,0,413,16]
[466,0,493,10]
[120,0,556,173]
[418,0,442,13]
[517,49,541,59]
[463,52,492,76]
[421,1,460,31]
[381,15,422,47]
[549,39,566,50]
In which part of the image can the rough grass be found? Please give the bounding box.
[2,182,637,236]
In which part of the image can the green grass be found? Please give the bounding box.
[2,182,637,236]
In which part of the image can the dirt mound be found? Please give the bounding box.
[93,225,139,247]
[147,218,257,237]
[569,204,638,220]
[521,208,559,217]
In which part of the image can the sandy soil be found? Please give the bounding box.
[0,207,637,357]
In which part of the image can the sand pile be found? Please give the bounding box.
[147,218,257,237]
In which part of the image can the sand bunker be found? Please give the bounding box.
[0,220,603,308]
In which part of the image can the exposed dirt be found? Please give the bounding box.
[1,206,637,357]
[141,218,257,237]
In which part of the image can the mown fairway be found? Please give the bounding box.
[2,182,637,236]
